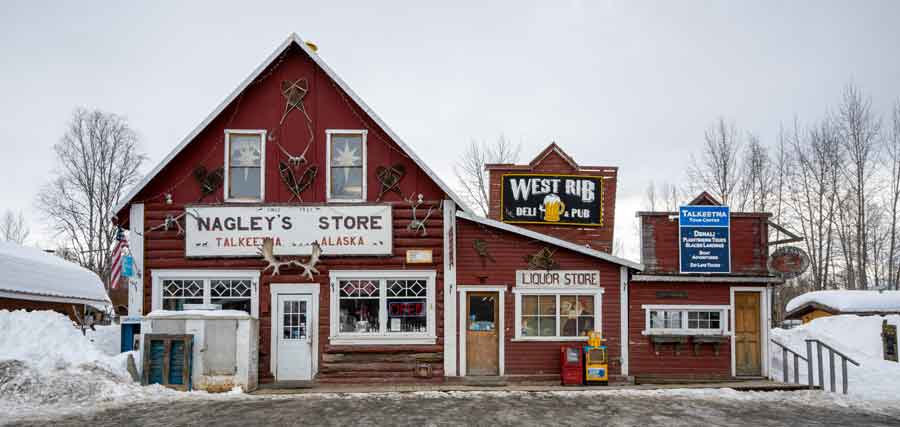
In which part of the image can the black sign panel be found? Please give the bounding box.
[500,174,603,226]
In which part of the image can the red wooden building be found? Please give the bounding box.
[116,34,780,388]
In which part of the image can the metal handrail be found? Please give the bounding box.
[770,339,808,385]
[805,338,860,395]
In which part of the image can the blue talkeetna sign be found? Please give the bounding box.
[679,205,730,274]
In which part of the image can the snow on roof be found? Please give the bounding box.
[0,241,110,308]
[456,210,643,270]
[114,33,469,218]
[786,290,900,314]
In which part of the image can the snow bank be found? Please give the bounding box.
[0,241,110,309]
[770,314,900,401]
[786,290,900,313]
[86,324,122,356]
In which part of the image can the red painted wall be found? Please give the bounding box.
[627,282,732,379]
[639,213,770,275]
[456,219,624,378]
[130,42,451,383]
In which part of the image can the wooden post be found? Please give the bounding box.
[793,354,800,384]
[817,342,825,388]
[782,348,789,382]
[806,340,814,389]
[828,349,836,393]
[841,358,848,395]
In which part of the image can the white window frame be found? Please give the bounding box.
[224,129,266,203]
[641,304,731,336]
[329,270,436,345]
[150,269,260,318]
[512,288,603,341]
[325,129,367,203]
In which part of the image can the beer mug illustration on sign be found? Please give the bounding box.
[542,194,565,222]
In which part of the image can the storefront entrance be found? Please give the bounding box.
[734,291,762,376]
[466,292,499,376]
[276,294,314,381]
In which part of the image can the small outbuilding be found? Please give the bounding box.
[785,290,900,324]
[0,241,111,321]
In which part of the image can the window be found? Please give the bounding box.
[225,130,265,201]
[326,130,366,201]
[514,290,602,341]
[330,271,436,345]
[642,305,729,336]
[152,270,259,318]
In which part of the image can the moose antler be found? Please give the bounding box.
[291,241,322,280]
[258,237,293,276]
[405,194,438,237]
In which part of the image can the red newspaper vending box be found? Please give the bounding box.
[560,344,584,385]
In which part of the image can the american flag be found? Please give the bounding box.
[109,227,129,289]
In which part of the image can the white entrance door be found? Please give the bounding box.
[276,294,313,381]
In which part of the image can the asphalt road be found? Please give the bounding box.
[9,390,900,427]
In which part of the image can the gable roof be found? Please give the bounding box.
[785,290,900,319]
[457,210,643,270]
[114,33,468,217]
[530,142,579,170]
[688,191,722,206]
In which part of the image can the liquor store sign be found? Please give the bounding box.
[516,270,600,287]
[501,174,603,226]
[185,205,392,257]
[679,205,730,274]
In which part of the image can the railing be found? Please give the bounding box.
[770,338,861,395]
[770,338,808,384]
[806,338,860,395]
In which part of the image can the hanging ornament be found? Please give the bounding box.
[192,166,224,202]
[526,247,559,270]
[279,161,318,202]
[375,163,405,202]
[274,78,315,166]
[405,193,438,237]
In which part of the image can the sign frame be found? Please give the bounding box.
[678,205,731,274]
[515,270,601,288]
[500,173,604,227]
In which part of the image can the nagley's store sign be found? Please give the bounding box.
[501,174,603,226]
[516,270,601,287]
[184,205,392,257]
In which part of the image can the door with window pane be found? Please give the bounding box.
[276,294,313,381]
[466,292,499,376]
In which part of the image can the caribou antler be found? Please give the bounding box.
[258,237,292,276]
[291,241,322,280]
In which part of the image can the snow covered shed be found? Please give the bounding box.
[0,241,111,320]
[785,290,900,324]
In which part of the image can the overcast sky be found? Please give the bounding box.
[2,1,899,259]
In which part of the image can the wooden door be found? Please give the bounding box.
[734,291,761,376]
[466,292,499,376]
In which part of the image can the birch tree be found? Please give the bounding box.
[454,135,521,216]
[689,118,742,206]
[886,101,900,290]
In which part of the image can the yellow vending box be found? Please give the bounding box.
[583,331,608,385]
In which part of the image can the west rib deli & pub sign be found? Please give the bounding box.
[184,204,392,257]
[500,173,603,226]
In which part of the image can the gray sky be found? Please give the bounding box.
[2,1,899,259]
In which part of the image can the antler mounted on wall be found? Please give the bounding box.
[258,237,323,279]
[405,193,438,237]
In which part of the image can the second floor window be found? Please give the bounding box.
[225,130,265,201]
[327,130,366,201]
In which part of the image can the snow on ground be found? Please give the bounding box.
[85,324,122,356]
[0,310,247,423]
[770,314,900,401]
[786,290,900,313]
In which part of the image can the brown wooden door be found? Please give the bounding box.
[466,292,499,376]
[735,291,762,376]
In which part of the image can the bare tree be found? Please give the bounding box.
[454,135,521,216]
[738,133,775,212]
[689,118,742,206]
[644,181,658,211]
[836,85,881,289]
[886,101,900,290]
[36,108,145,288]
[0,210,30,244]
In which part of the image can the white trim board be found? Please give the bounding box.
[730,286,769,377]
[456,210,643,270]
[269,283,320,380]
[630,275,782,283]
[442,200,458,376]
[457,285,506,377]
[150,269,261,318]
[114,33,469,216]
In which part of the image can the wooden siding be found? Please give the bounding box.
[134,43,450,384]
[627,282,732,378]
[639,213,770,275]
[0,297,85,322]
[456,219,624,378]
[486,149,617,252]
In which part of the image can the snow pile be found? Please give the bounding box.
[770,314,900,401]
[786,290,900,314]
[0,241,110,309]
[86,324,123,356]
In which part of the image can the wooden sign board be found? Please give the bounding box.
[406,249,433,264]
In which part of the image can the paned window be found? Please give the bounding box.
[282,300,308,340]
[161,279,204,311]
[650,310,682,329]
[327,130,366,201]
[225,130,264,201]
[642,305,729,335]
[514,291,602,340]
[154,272,258,317]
